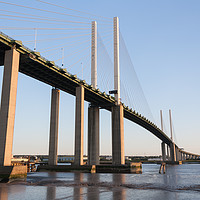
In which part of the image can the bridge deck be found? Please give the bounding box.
[0,32,172,145]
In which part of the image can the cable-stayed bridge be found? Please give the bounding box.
[0,1,199,170]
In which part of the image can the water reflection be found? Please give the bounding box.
[72,173,126,200]
[73,173,84,200]
[0,184,26,200]
[1,164,199,200]
[112,174,126,200]
[162,165,179,200]
[46,172,57,200]
[46,186,56,200]
[87,173,99,200]
[0,186,8,200]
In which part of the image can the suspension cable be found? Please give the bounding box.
[0,1,101,21]
[0,9,90,24]
[37,0,112,21]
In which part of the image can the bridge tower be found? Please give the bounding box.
[169,109,177,162]
[160,110,166,161]
[112,17,125,165]
[88,21,100,165]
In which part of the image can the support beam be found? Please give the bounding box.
[48,88,60,166]
[176,148,179,161]
[180,152,183,161]
[113,17,120,105]
[74,86,84,165]
[88,106,99,165]
[167,145,170,160]
[170,142,176,162]
[161,142,166,161]
[112,104,124,165]
[0,49,20,166]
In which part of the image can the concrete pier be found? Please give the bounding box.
[161,142,166,161]
[74,86,84,165]
[170,142,176,162]
[0,49,20,166]
[176,148,180,161]
[48,88,60,166]
[112,104,125,165]
[180,152,183,161]
[166,145,170,160]
[88,106,99,165]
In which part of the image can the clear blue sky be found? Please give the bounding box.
[0,0,200,156]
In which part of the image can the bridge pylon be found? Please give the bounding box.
[113,17,120,105]
[87,21,100,165]
[111,17,125,165]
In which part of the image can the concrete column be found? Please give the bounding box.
[88,106,99,165]
[169,142,176,162]
[74,86,84,165]
[0,49,20,166]
[180,152,183,161]
[167,145,170,160]
[176,148,179,161]
[112,104,124,165]
[161,142,166,161]
[48,88,60,165]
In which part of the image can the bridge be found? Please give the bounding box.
[0,13,199,170]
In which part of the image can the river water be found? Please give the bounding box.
[0,164,200,200]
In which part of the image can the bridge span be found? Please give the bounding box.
[0,30,199,169]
